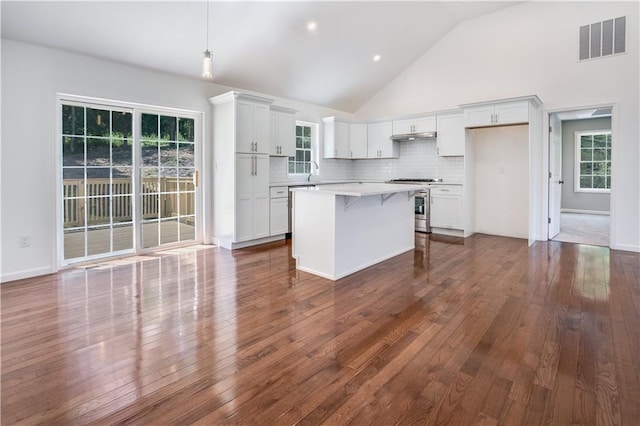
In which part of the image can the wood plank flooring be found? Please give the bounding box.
[2,233,639,425]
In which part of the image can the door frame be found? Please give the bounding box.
[543,102,616,247]
[56,93,204,267]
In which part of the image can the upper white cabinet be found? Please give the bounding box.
[462,96,541,128]
[269,106,296,157]
[323,117,350,159]
[367,121,398,159]
[393,115,436,134]
[436,113,465,157]
[237,99,270,153]
[349,123,368,159]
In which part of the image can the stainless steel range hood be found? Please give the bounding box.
[389,131,436,142]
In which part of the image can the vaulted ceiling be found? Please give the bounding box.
[1,1,522,112]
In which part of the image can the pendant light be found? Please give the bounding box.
[202,1,213,79]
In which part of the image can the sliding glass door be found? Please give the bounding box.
[62,103,134,261]
[60,100,199,264]
[140,112,196,248]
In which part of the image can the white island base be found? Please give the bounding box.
[291,183,421,281]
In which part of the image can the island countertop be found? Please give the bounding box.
[291,182,419,281]
[289,182,427,197]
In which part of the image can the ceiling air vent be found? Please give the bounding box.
[580,16,626,61]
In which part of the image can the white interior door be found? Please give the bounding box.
[548,113,562,239]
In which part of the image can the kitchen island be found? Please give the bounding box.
[290,182,425,280]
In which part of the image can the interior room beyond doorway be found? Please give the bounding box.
[549,108,611,247]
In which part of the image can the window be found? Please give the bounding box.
[575,130,611,192]
[580,16,626,60]
[288,122,317,175]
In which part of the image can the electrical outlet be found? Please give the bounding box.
[499,166,505,174]
[19,235,31,248]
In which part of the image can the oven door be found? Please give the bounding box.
[415,192,428,232]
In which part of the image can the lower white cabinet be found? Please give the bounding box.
[430,185,462,230]
[236,153,270,242]
[270,187,289,236]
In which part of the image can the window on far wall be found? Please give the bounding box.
[288,122,317,175]
[575,130,611,192]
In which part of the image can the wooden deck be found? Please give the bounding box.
[2,234,639,424]
[64,221,196,259]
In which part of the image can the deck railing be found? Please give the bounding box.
[63,178,194,227]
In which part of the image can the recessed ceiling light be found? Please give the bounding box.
[373,54,381,62]
[307,21,317,31]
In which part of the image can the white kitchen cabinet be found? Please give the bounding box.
[269,106,296,157]
[323,117,350,159]
[270,186,289,236]
[436,114,465,156]
[235,154,270,241]
[367,121,398,158]
[237,99,270,153]
[430,185,462,230]
[393,115,436,134]
[349,123,368,159]
[463,100,530,128]
[210,91,278,249]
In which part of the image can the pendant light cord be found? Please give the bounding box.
[206,1,209,51]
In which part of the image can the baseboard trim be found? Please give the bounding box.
[611,243,640,253]
[561,209,610,216]
[1,266,57,283]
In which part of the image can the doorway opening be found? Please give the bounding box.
[548,107,612,247]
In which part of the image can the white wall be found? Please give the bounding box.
[355,1,639,252]
[473,125,529,239]
[0,39,351,282]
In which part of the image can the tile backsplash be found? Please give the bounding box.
[354,140,464,182]
[269,157,354,183]
[269,140,464,184]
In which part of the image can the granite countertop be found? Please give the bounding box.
[289,182,426,197]
[271,180,462,187]
[270,180,380,187]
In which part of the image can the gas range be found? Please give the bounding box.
[385,178,443,184]
[385,179,440,233]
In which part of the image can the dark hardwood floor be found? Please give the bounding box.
[2,234,639,425]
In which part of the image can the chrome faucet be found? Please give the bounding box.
[307,160,319,182]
